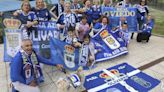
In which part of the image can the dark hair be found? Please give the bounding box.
[121,22,128,27]
[81,15,87,20]
[100,15,109,24]
[139,0,147,5]
[68,26,75,32]
[84,33,90,40]
[83,0,88,5]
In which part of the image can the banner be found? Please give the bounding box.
[50,38,80,71]
[50,29,128,70]
[84,63,160,92]
[102,7,138,32]
[3,14,22,62]
[31,21,59,59]
[92,29,128,62]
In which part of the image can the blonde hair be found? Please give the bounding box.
[21,1,31,10]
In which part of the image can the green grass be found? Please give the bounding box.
[149,8,164,35]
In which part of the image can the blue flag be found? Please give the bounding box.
[92,29,128,62]
[31,21,59,59]
[50,38,80,71]
[84,63,160,92]
[3,14,22,62]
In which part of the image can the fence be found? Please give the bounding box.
[148,0,164,10]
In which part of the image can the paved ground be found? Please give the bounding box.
[0,34,164,92]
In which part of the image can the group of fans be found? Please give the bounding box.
[12,0,154,45]
[7,0,155,92]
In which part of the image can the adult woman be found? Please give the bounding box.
[56,2,77,36]
[32,0,51,21]
[93,16,111,35]
[13,1,38,38]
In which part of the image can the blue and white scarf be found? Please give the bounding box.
[79,44,89,66]
[21,50,44,85]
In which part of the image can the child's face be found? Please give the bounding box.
[141,1,146,6]
[68,31,74,37]
[147,15,151,21]
[82,18,87,24]
[122,24,128,30]
[84,36,90,44]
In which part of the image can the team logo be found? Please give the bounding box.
[24,63,32,79]
[131,76,152,88]
[4,18,21,57]
[64,45,75,68]
[6,33,21,57]
[100,30,109,39]
[100,30,120,50]
[99,69,124,82]
[3,18,21,29]
[64,45,75,54]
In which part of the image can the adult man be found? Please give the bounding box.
[10,39,63,92]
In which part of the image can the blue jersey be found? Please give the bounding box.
[18,11,38,24]
[91,5,101,20]
[136,4,149,18]
[32,8,51,21]
[71,3,83,22]
[142,19,154,34]
[57,12,77,34]
[10,50,56,85]
[84,7,93,25]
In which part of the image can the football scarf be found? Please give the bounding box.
[21,50,44,85]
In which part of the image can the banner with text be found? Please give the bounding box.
[31,21,59,59]
[84,63,160,92]
[102,7,138,32]
[92,29,128,62]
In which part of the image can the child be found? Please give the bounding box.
[64,26,81,47]
[79,34,101,67]
[137,15,154,42]
[76,15,90,42]
[119,23,129,46]
[142,15,154,34]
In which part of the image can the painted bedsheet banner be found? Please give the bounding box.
[3,14,22,62]
[92,29,128,62]
[84,63,160,92]
[102,7,138,32]
[31,21,59,59]
[50,29,128,70]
